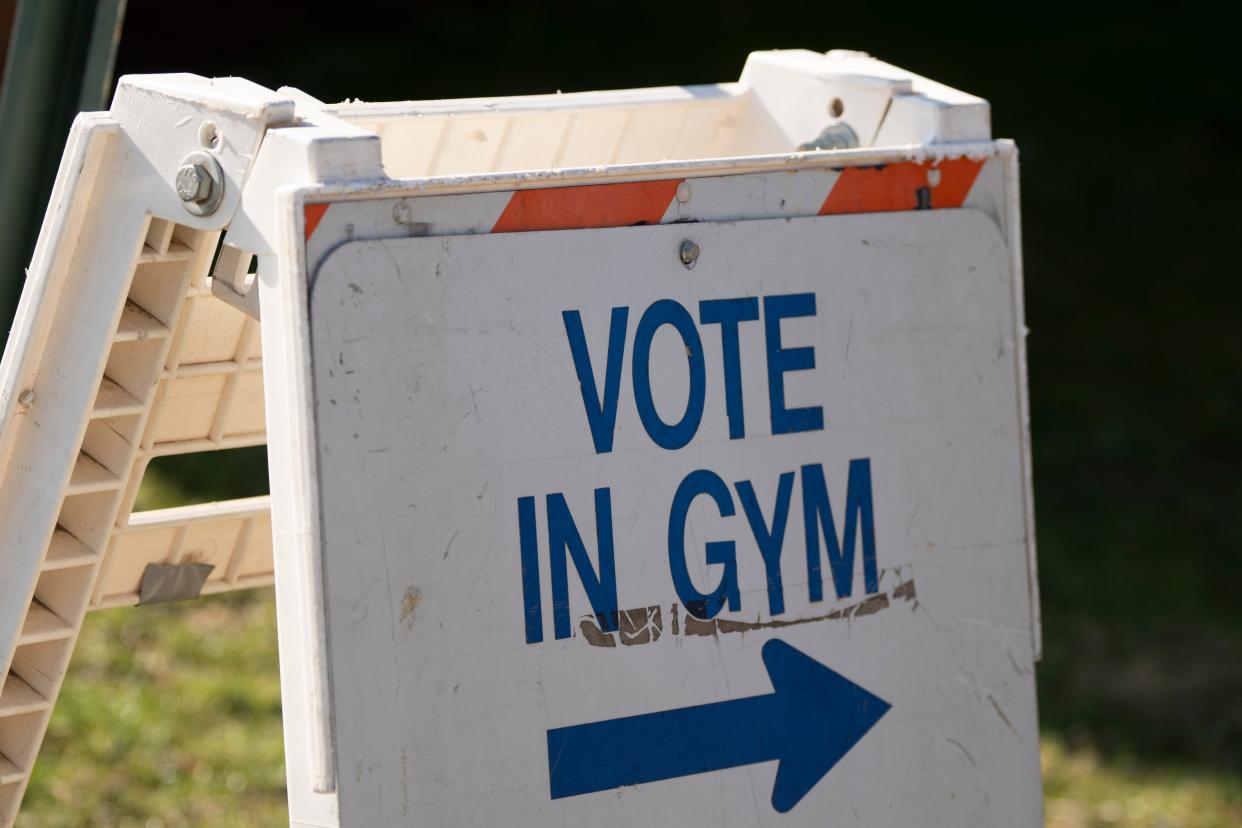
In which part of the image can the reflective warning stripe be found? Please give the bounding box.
[491,179,683,233]
[304,203,331,241]
[485,161,982,233]
[304,159,986,243]
[819,159,984,215]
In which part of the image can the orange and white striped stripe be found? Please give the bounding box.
[304,157,988,266]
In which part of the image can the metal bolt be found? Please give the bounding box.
[174,151,224,216]
[176,163,212,203]
[797,122,860,152]
[680,240,700,270]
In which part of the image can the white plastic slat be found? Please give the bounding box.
[160,359,262,379]
[64,453,119,496]
[140,286,266,452]
[147,432,266,458]
[43,530,96,571]
[113,301,170,342]
[0,675,48,719]
[16,603,73,646]
[93,497,274,609]
[91,377,145,418]
[136,239,194,264]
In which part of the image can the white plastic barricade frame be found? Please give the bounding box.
[0,50,1039,827]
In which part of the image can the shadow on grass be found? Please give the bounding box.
[1039,613,1242,769]
[1035,463,1242,776]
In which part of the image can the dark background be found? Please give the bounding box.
[28,0,1242,781]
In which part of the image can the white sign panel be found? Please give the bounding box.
[297,195,1041,825]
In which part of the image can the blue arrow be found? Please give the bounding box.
[546,638,890,812]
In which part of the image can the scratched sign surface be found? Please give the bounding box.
[305,203,1042,826]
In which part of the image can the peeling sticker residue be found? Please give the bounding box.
[618,606,662,646]
[578,570,918,648]
[578,619,616,647]
[399,587,422,630]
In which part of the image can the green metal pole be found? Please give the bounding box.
[0,0,126,331]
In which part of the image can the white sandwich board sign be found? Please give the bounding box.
[0,49,1039,827]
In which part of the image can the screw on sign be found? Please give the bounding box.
[680,239,701,269]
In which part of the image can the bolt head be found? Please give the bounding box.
[680,240,700,269]
[176,163,212,203]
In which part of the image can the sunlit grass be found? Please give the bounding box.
[1042,735,1242,828]
[14,587,1241,825]
[16,460,1239,825]
[18,592,286,828]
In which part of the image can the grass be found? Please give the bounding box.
[1042,736,1242,828]
[16,457,282,826]
[18,592,287,828]
[12,598,1238,825]
[10,456,1241,825]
